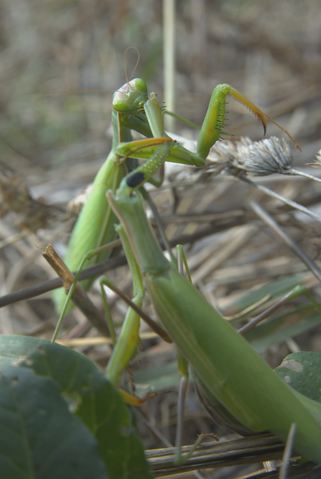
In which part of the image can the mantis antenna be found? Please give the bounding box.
[123,46,141,91]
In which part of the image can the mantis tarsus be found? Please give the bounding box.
[53,77,321,464]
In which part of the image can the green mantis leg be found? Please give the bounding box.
[196,84,269,158]
[105,223,144,387]
[52,239,121,342]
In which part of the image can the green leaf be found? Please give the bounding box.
[0,335,152,479]
[0,365,106,479]
[245,308,321,353]
[77,381,152,479]
[0,335,43,368]
[275,352,321,403]
[134,361,180,392]
[228,277,321,353]
[229,275,304,312]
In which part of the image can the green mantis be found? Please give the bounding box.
[52,77,321,463]
[107,166,321,465]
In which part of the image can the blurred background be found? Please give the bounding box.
[1,0,320,179]
[1,1,321,476]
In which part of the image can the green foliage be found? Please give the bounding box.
[245,308,321,353]
[0,335,152,479]
[228,276,321,352]
[0,365,106,479]
[276,352,321,403]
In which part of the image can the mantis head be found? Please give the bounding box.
[113,78,148,113]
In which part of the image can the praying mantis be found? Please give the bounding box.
[106,172,321,464]
[54,77,270,311]
[55,78,321,464]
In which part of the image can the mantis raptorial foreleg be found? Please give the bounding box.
[113,82,278,180]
